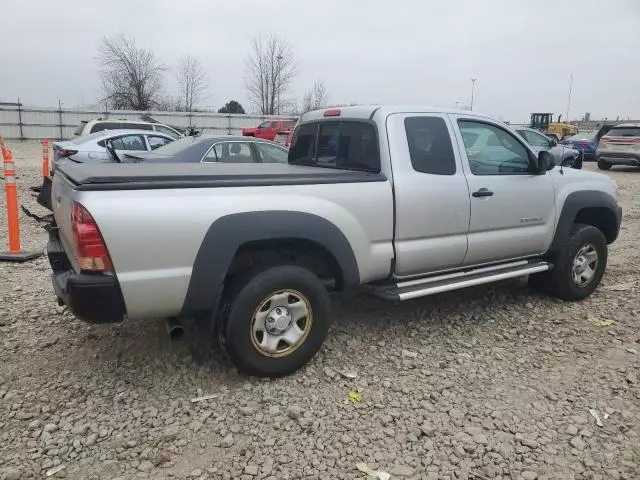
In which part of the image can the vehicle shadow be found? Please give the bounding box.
[86,277,543,380]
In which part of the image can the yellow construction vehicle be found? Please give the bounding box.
[530,113,578,141]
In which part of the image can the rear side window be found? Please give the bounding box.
[606,127,640,137]
[89,122,120,133]
[289,124,317,163]
[289,121,380,173]
[123,122,153,131]
[404,117,456,175]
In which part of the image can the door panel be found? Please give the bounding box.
[454,118,556,265]
[388,113,471,276]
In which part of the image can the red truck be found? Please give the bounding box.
[242,119,296,141]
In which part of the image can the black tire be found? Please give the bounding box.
[598,159,611,170]
[574,155,583,169]
[220,265,330,377]
[543,224,607,301]
[562,157,576,168]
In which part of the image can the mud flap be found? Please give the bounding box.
[37,176,53,211]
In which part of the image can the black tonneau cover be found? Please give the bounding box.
[57,162,386,191]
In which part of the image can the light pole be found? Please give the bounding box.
[276,54,284,115]
[470,78,477,111]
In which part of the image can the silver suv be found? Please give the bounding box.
[597,123,640,170]
[74,119,183,139]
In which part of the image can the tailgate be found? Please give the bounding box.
[51,170,79,270]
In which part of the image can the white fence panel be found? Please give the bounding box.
[0,105,297,140]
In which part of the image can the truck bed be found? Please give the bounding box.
[57,162,387,191]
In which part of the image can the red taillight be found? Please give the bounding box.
[578,141,590,146]
[71,202,112,272]
[58,149,78,158]
[323,108,341,117]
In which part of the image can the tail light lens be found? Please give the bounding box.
[71,202,113,272]
[57,148,78,158]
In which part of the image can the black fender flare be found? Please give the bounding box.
[179,211,359,318]
[548,190,621,255]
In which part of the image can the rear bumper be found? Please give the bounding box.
[598,152,640,166]
[47,228,125,324]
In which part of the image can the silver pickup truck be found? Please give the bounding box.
[47,105,622,377]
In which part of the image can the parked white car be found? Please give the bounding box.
[52,130,174,173]
[74,119,183,139]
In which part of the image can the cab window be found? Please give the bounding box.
[458,121,531,175]
[289,121,380,173]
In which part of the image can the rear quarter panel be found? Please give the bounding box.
[78,182,394,319]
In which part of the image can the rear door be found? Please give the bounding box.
[387,113,471,275]
[452,117,556,265]
[255,121,272,140]
[111,134,148,159]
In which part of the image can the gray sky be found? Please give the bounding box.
[2,0,639,123]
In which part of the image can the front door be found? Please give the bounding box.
[453,118,556,265]
[389,113,471,276]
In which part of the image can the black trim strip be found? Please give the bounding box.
[72,172,387,191]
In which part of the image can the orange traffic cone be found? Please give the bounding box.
[0,146,42,261]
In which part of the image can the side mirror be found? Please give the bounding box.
[549,138,557,147]
[537,150,555,173]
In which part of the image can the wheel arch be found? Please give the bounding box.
[548,190,621,255]
[179,211,359,318]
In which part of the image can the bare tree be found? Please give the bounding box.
[244,34,296,115]
[301,80,328,113]
[176,55,208,112]
[98,35,166,110]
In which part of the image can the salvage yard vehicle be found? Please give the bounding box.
[596,123,640,170]
[51,130,175,173]
[515,126,582,169]
[242,119,296,141]
[123,135,289,164]
[561,131,598,161]
[75,119,183,139]
[46,106,621,377]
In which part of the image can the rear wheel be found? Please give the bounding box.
[598,159,612,170]
[219,265,330,377]
[562,157,576,168]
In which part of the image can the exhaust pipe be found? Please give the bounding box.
[166,318,184,340]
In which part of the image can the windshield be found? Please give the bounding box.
[567,132,596,141]
[516,129,550,147]
[151,136,202,155]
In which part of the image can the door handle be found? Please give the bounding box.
[472,188,494,198]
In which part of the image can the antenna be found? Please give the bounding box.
[560,74,574,175]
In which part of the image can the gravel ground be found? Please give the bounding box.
[1,141,638,480]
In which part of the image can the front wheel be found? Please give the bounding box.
[544,224,607,301]
[598,159,612,170]
[220,265,331,377]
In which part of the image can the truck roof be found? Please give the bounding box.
[301,105,497,122]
